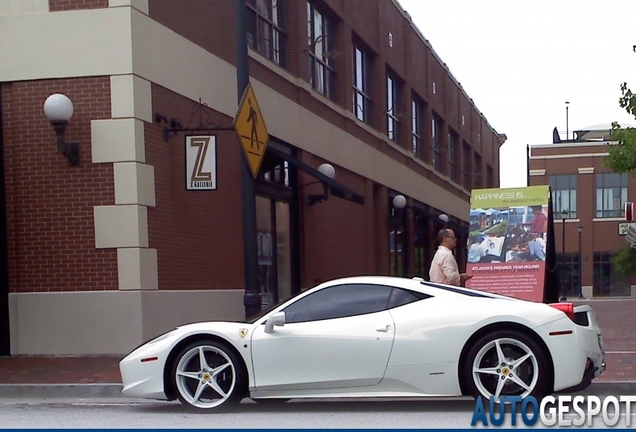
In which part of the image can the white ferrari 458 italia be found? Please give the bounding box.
[119,276,605,410]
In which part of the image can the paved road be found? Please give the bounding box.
[2,395,636,429]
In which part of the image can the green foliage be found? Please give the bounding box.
[619,82,636,118]
[598,82,636,276]
[610,245,636,276]
[484,220,508,236]
[604,83,636,174]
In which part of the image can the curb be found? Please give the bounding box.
[1,381,636,399]
[0,383,123,398]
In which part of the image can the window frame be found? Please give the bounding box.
[595,173,627,218]
[353,45,372,123]
[246,0,288,67]
[386,73,400,143]
[306,2,337,100]
[431,113,442,171]
[448,130,458,182]
[487,165,495,188]
[473,152,482,189]
[462,142,472,190]
[411,97,423,158]
[549,174,577,218]
[593,251,630,296]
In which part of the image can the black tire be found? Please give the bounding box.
[463,330,550,402]
[170,340,246,411]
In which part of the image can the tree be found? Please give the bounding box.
[610,245,636,276]
[605,83,636,276]
[604,83,636,173]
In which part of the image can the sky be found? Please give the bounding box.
[396,0,636,188]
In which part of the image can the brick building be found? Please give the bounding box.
[0,0,503,355]
[529,125,636,300]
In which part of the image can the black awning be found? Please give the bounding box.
[267,146,364,205]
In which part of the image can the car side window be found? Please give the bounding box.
[282,284,393,324]
[387,288,430,309]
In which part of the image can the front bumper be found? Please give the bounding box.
[119,353,168,400]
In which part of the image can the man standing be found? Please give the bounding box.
[429,228,472,286]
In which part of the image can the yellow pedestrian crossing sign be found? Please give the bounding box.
[234,83,269,178]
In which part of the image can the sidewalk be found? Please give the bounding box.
[0,298,634,397]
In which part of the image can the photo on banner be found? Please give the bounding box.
[465,185,550,302]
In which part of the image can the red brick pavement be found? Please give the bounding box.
[573,298,636,382]
[0,355,122,384]
[0,298,633,384]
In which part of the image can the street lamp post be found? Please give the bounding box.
[578,225,583,298]
[560,209,569,302]
[565,101,570,141]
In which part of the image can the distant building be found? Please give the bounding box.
[529,124,636,298]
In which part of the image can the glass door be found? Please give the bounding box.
[256,196,292,310]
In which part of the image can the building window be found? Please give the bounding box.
[473,153,482,189]
[353,45,371,123]
[448,130,458,183]
[411,98,423,158]
[549,174,577,218]
[462,142,471,190]
[487,165,495,188]
[247,0,288,67]
[596,173,627,218]
[386,74,400,142]
[557,252,581,299]
[307,2,336,100]
[431,113,442,171]
[593,251,630,296]
[388,196,406,277]
[413,211,430,280]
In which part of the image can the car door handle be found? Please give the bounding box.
[376,324,390,332]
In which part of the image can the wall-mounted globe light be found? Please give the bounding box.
[43,93,80,166]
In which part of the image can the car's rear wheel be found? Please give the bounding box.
[171,340,246,411]
[464,330,550,401]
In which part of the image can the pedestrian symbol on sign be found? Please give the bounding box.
[234,84,269,178]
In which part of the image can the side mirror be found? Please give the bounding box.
[264,312,286,334]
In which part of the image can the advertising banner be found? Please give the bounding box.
[465,185,550,302]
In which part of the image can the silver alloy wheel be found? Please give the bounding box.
[174,344,237,409]
[471,337,540,400]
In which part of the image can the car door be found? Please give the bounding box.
[250,283,395,392]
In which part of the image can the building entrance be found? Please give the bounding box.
[256,196,292,310]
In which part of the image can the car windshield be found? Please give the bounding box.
[241,289,309,324]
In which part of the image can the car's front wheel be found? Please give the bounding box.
[171,340,246,411]
[464,330,550,401]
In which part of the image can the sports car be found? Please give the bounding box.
[119,276,605,410]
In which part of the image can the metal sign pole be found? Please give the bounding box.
[235,0,260,319]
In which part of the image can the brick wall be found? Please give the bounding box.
[147,84,245,290]
[49,0,108,11]
[2,78,117,293]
